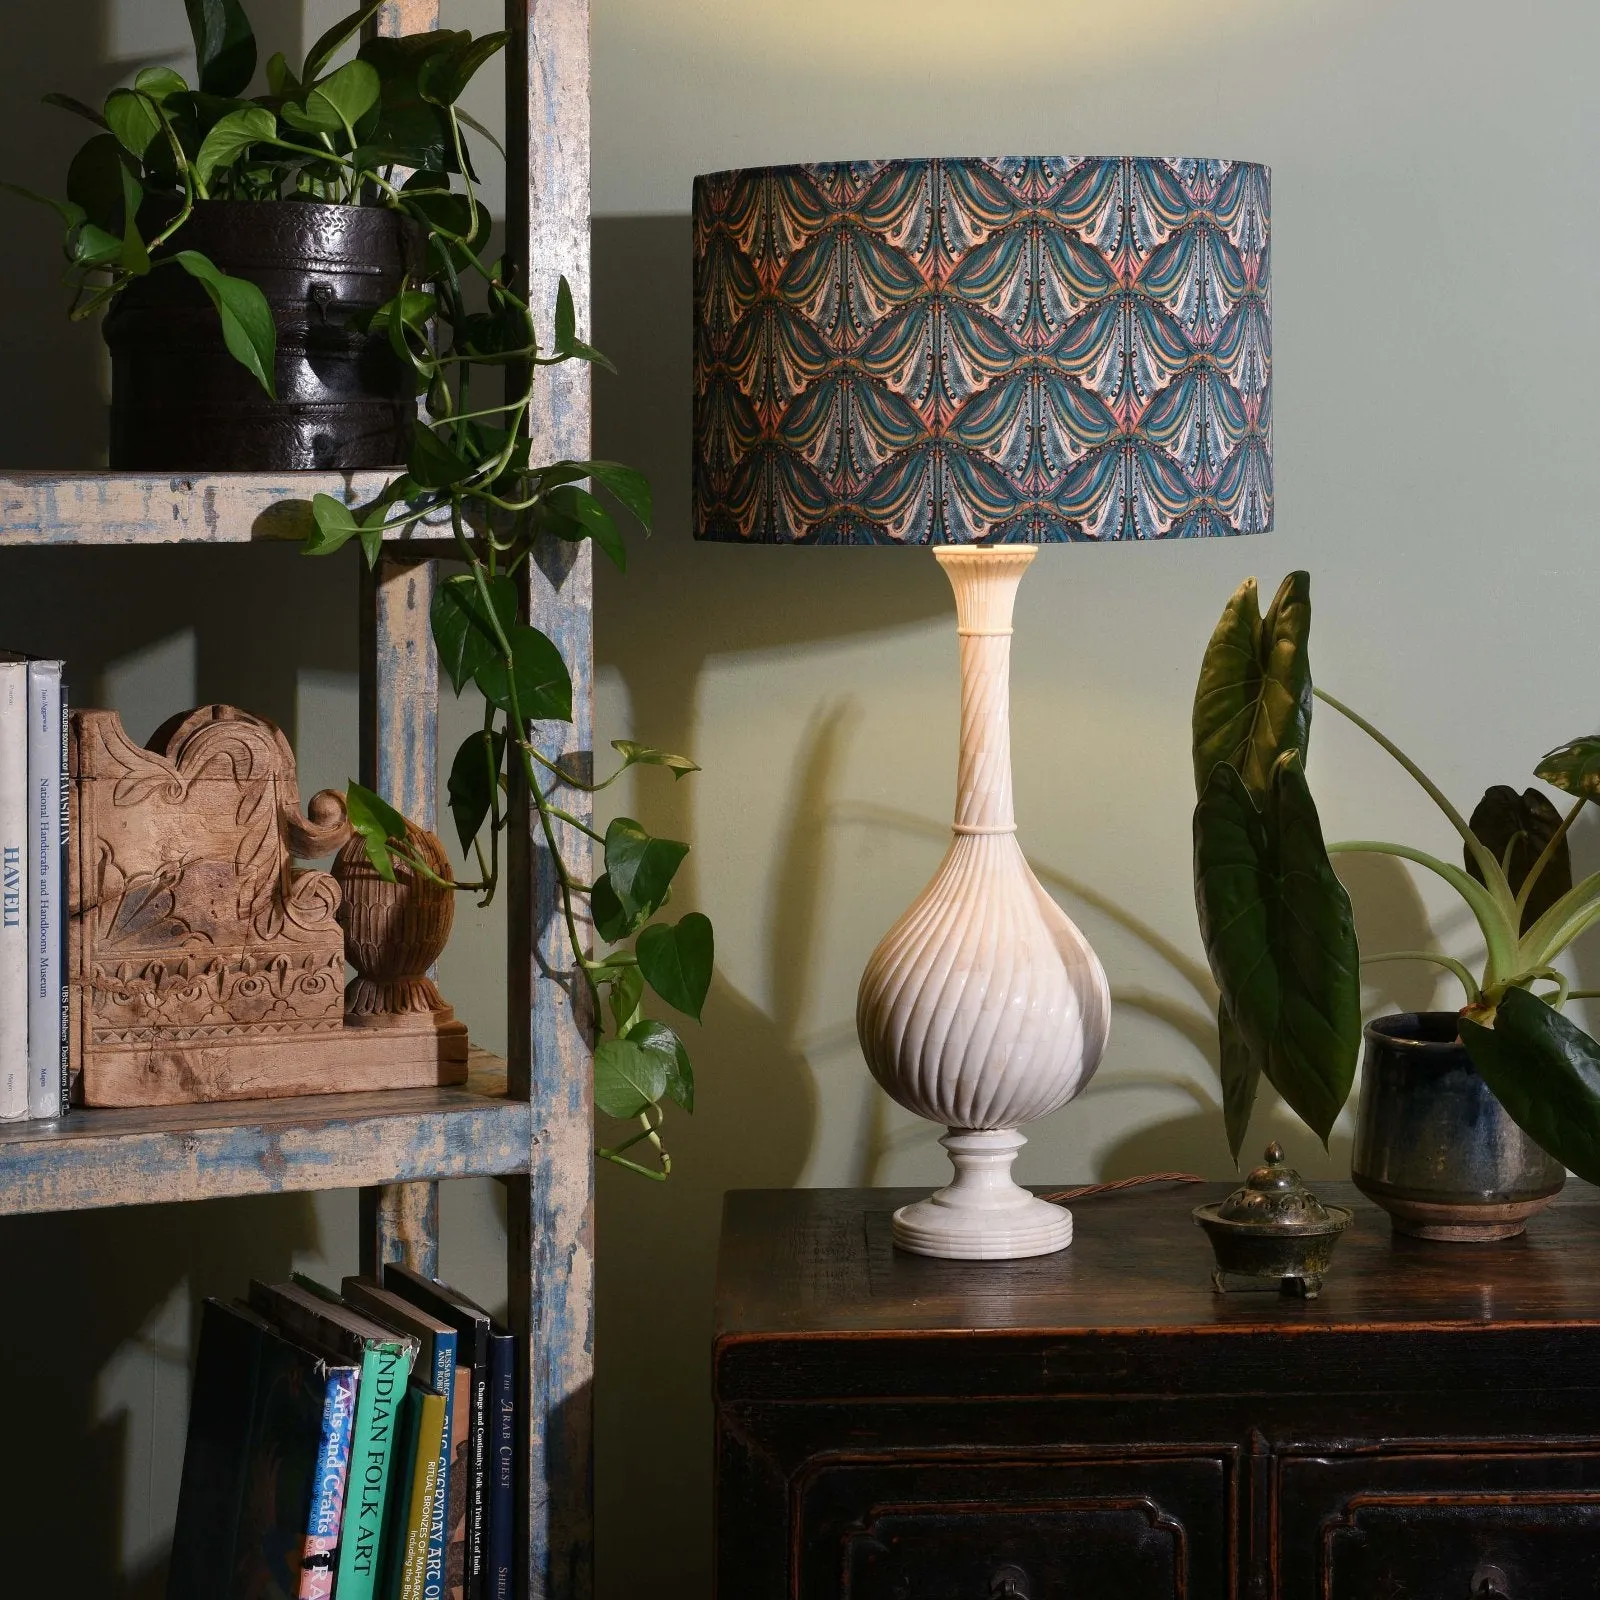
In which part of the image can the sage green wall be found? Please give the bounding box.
[1,0,1598,1594]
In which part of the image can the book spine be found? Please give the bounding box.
[484,1333,514,1600]
[25,662,62,1119]
[400,1391,447,1600]
[299,1366,359,1599]
[423,1338,456,1600]
[338,1343,417,1600]
[0,663,27,1120]
[466,1357,488,1600]
[54,678,67,1118]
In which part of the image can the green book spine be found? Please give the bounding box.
[396,1389,447,1600]
[337,1340,417,1600]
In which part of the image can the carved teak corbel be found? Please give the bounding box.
[70,705,467,1107]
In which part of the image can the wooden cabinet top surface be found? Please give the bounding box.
[715,1183,1600,1344]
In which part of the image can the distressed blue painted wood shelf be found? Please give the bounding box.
[0,1049,522,1217]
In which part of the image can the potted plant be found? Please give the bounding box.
[12,0,713,1176]
[1192,571,1600,1238]
[5,0,507,469]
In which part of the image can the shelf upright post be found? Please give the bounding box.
[356,0,444,1283]
[505,0,597,1594]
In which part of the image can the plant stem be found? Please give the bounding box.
[1360,949,1482,1005]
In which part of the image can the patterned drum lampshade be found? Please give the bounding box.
[692,157,1271,545]
[690,158,1272,1262]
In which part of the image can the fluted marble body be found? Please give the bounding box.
[857,546,1110,1258]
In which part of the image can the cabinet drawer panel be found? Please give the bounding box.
[1276,1446,1600,1600]
[797,1455,1231,1600]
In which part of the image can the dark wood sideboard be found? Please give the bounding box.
[714,1184,1600,1600]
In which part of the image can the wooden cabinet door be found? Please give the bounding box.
[795,1454,1232,1600]
[1275,1446,1600,1599]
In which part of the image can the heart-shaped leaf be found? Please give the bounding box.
[542,485,626,571]
[431,572,517,694]
[345,780,410,883]
[604,818,688,920]
[1194,752,1360,1145]
[611,740,699,779]
[184,0,257,97]
[1461,986,1600,1185]
[593,1036,668,1120]
[1537,737,1600,800]
[133,67,189,106]
[636,912,713,1023]
[194,105,277,188]
[172,250,276,398]
[627,1019,694,1113]
[591,873,645,945]
[474,624,572,722]
[446,727,506,855]
[1466,785,1572,934]
[570,460,652,530]
[307,58,380,134]
[608,964,644,1034]
[104,89,161,159]
[303,492,360,556]
[301,0,384,84]
[417,30,509,107]
[1192,571,1312,803]
[408,425,474,490]
[67,134,138,236]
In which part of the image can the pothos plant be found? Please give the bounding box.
[1192,570,1600,1184]
[10,0,711,1178]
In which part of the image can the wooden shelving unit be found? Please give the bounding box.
[1,1,600,1595]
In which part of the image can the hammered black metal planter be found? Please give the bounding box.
[105,201,426,471]
[1352,1011,1565,1241]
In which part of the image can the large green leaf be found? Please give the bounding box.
[636,912,713,1023]
[593,1037,668,1120]
[172,250,276,398]
[431,572,516,694]
[541,485,626,572]
[1537,736,1600,799]
[1466,785,1571,934]
[1218,996,1259,1165]
[417,31,509,107]
[184,0,257,97]
[627,1019,694,1113]
[133,67,190,106]
[305,59,381,135]
[303,492,359,556]
[473,624,572,722]
[445,727,506,855]
[301,0,385,84]
[345,780,410,883]
[1461,986,1600,1184]
[194,105,277,188]
[358,33,471,174]
[603,818,688,920]
[1192,571,1312,803]
[590,873,645,944]
[1194,752,1360,1145]
[104,89,162,159]
[67,134,138,236]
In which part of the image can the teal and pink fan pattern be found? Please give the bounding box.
[692,157,1271,544]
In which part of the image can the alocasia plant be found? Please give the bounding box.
[1193,572,1600,1183]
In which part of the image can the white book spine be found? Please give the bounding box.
[26,662,64,1119]
[0,662,27,1119]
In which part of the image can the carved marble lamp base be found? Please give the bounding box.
[892,1129,1073,1260]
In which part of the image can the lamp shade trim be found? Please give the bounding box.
[692,156,1271,546]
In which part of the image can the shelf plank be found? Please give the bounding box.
[0,1049,527,1216]
[0,470,454,547]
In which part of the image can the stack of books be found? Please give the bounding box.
[169,1266,517,1600]
[0,654,68,1122]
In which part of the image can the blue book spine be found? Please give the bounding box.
[423,1331,456,1600]
[484,1332,514,1600]
[301,1365,359,1598]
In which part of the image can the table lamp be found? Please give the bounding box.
[692,157,1272,1258]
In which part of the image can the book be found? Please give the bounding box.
[303,1359,360,1598]
[168,1298,361,1600]
[343,1276,457,1600]
[385,1383,447,1600]
[383,1266,493,1600]
[25,660,65,1120]
[248,1277,422,1600]
[483,1327,514,1600]
[0,658,27,1120]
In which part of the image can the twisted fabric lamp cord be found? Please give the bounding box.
[1039,1172,1205,1205]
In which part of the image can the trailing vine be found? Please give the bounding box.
[10,0,710,1175]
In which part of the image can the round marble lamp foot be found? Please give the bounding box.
[891,1129,1073,1260]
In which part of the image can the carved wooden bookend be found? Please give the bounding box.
[70,705,469,1107]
